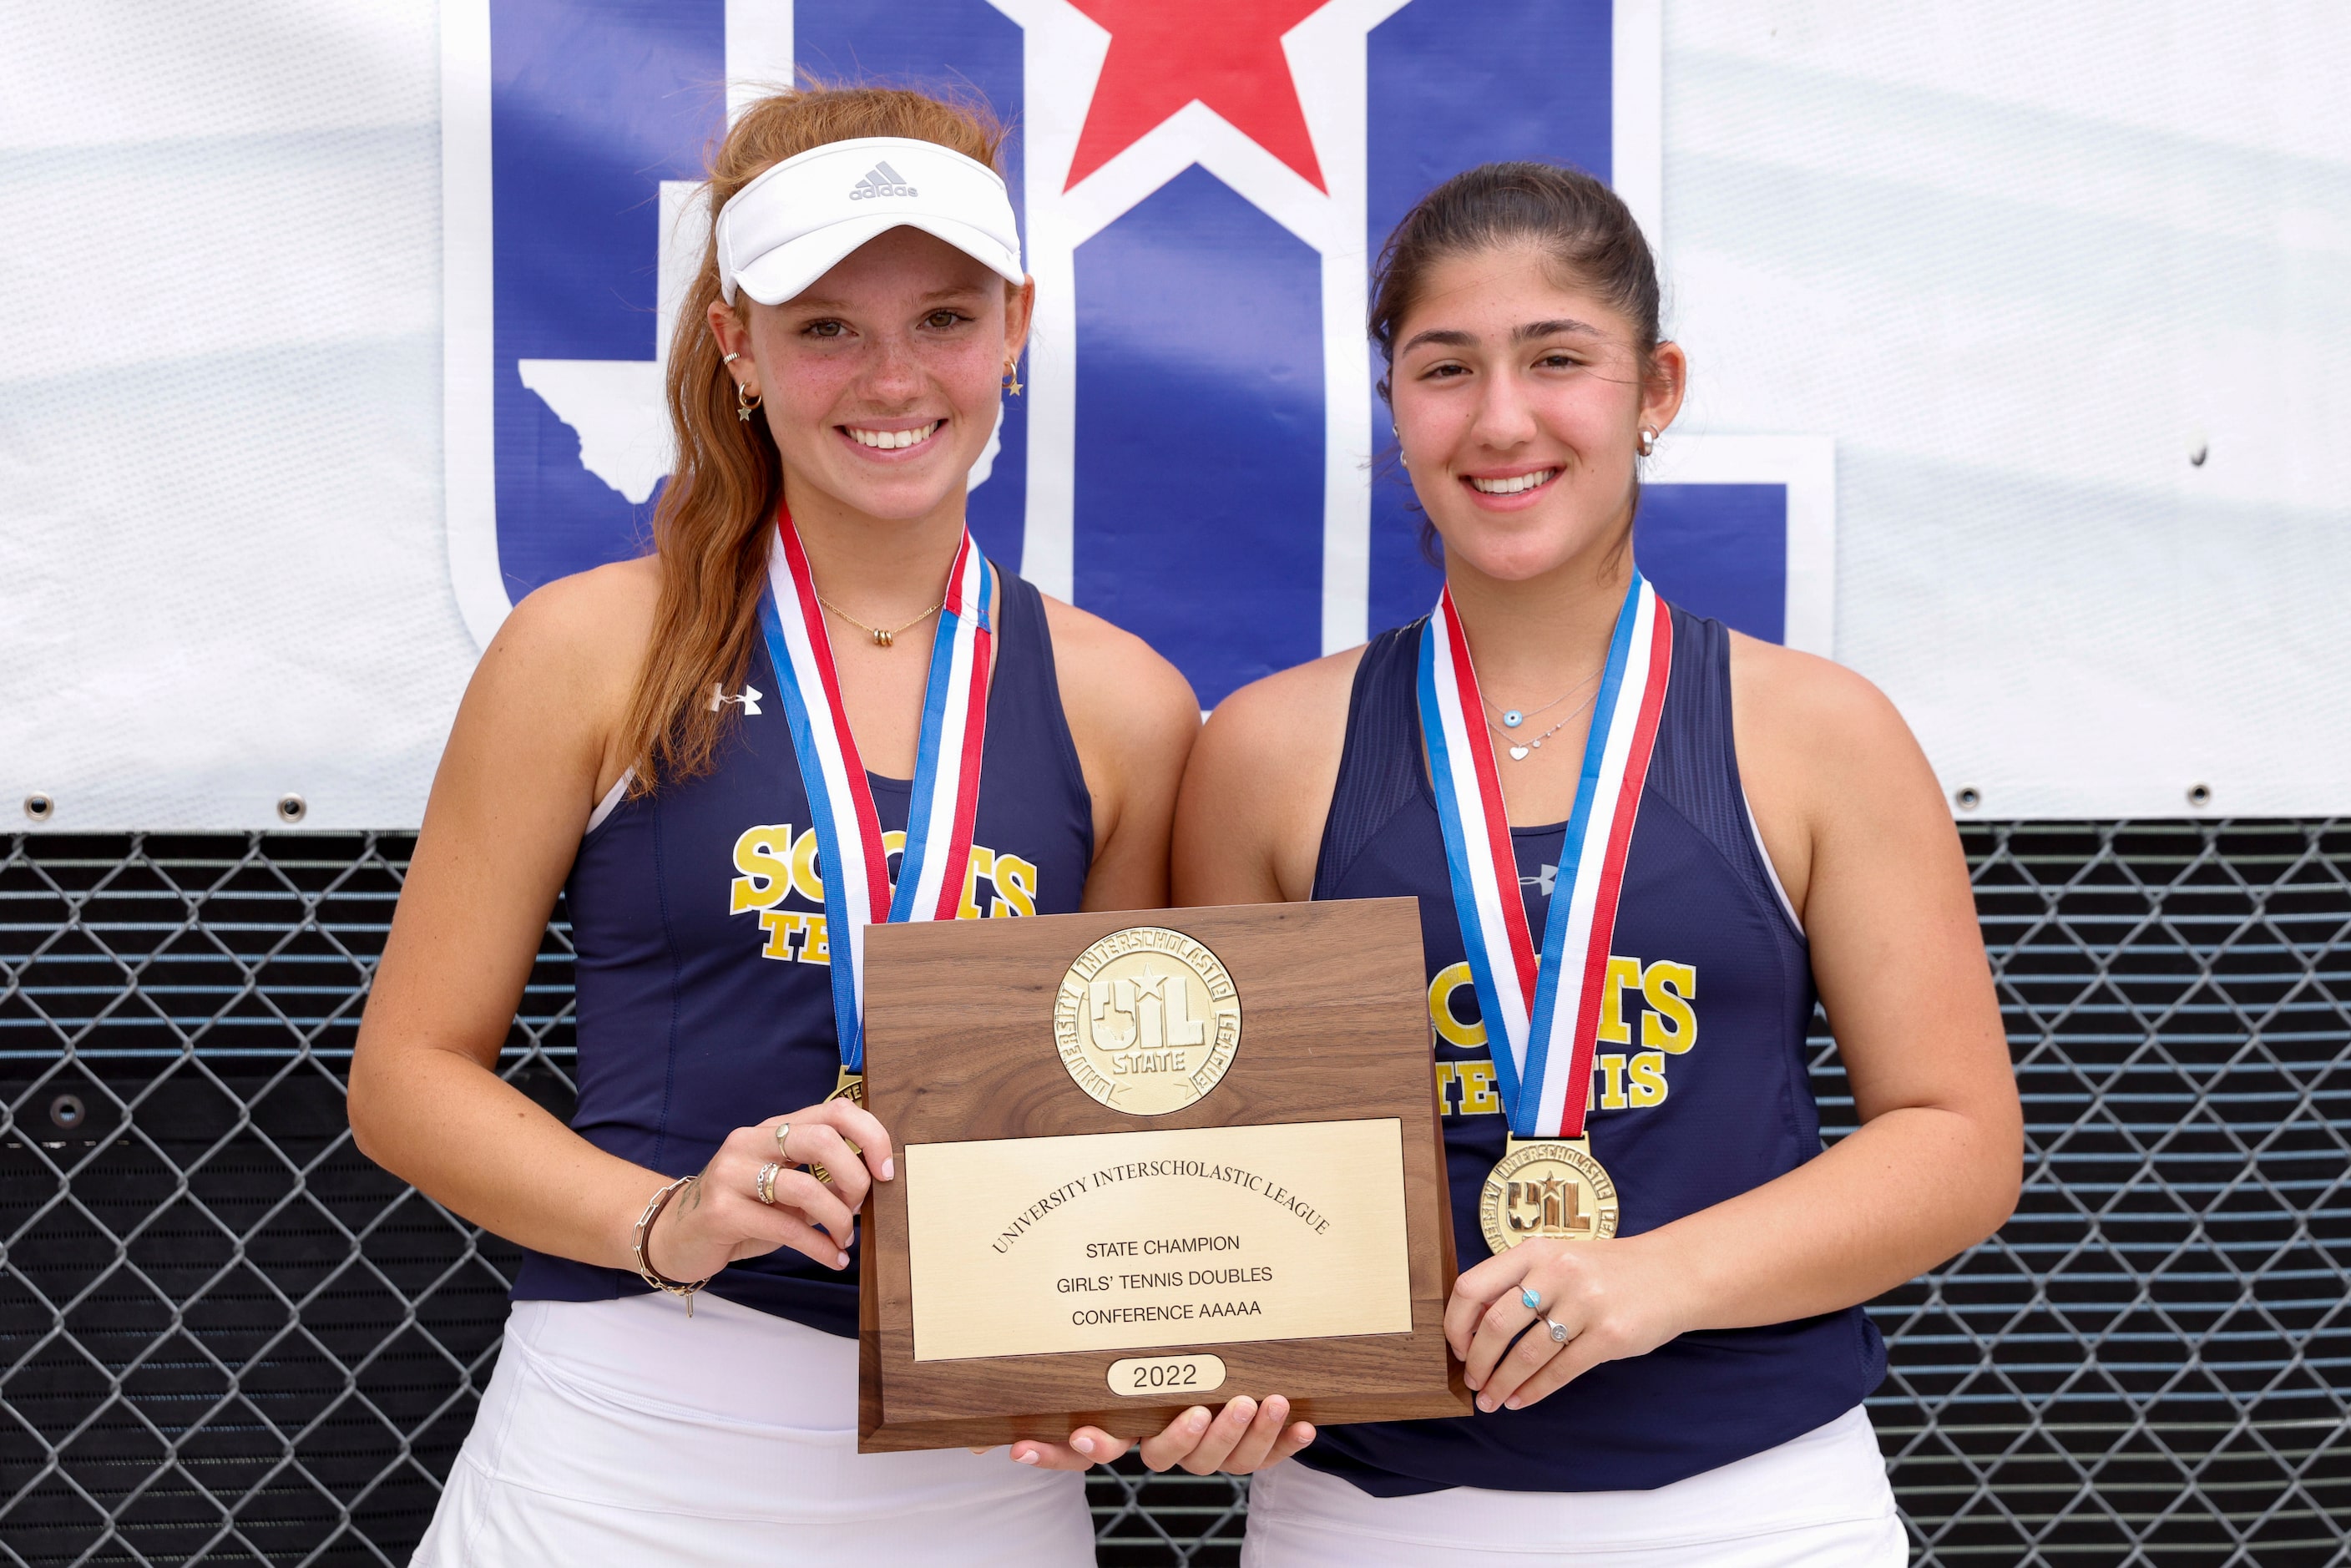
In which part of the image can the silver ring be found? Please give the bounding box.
[773,1122,792,1161]
[755,1161,782,1206]
[1547,1318,1570,1344]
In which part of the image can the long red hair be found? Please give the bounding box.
[619,84,1009,793]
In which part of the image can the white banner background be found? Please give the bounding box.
[3,0,2347,828]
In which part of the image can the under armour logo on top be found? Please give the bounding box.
[848,161,916,200]
[1519,863,1558,898]
[709,683,764,716]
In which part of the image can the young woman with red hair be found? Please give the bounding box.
[349,85,1272,1564]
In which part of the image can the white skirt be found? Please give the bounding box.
[411,1291,1091,1566]
[1241,1405,1908,1567]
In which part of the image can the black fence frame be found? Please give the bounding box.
[3,822,2347,1565]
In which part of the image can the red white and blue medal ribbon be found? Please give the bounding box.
[758,510,993,1072]
[1418,571,1672,1140]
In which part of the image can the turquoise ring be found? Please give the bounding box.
[1520,1286,1542,1312]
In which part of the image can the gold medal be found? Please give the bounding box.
[808,1067,865,1186]
[1479,1136,1619,1253]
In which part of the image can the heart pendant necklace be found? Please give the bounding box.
[1484,667,1603,761]
[1486,669,1601,731]
[1489,688,1597,761]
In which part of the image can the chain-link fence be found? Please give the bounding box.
[3,822,2346,1565]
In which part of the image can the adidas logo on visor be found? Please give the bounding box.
[848,160,918,200]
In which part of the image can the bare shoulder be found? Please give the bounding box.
[1039,591,1201,751]
[1727,630,1948,914]
[1727,630,1912,751]
[457,556,661,797]
[1036,593,1200,902]
[1195,645,1363,792]
[486,556,660,686]
[1176,645,1366,903]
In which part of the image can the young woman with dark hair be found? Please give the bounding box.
[1170,162,2021,1565]
[348,85,1251,1564]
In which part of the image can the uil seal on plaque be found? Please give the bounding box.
[1054,927,1242,1115]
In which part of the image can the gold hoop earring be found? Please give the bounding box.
[737,382,763,422]
[1003,361,1023,397]
[1637,426,1658,457]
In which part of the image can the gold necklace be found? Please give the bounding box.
[814,594,942,649]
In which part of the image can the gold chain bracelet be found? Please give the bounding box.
[632,1174,712,1316]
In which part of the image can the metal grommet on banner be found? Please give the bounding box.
[23,792,53,822]
[2187,783,2212,809]
[1954,787,1981,812]
[276,794,307,824]
[49,1093,85,1130]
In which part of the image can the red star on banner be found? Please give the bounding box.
[1064,0,1331,192]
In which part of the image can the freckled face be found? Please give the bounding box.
[1388,245,1681,584]
[733,226,1032,524]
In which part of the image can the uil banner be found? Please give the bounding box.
[443,0,1827,713]
[4,2,2348,829]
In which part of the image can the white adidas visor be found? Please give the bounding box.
[716,136,1024,307]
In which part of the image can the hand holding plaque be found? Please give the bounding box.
[856,898,1469,1451]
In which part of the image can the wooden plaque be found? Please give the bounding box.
[857,898,1469,1452]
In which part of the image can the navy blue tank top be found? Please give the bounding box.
[513,571,1095,1338]
[1298,606,1883,1495]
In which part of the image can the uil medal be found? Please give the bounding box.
[1054,927,1242,1115]
[1419,573,1672,1249]
[1480,1137,1619,1253]
[759,509,994,1084]
[806,1066,867,1186]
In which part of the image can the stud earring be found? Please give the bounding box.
[737,382,763,422]
[1003,361,1023,397]
[1637,426,1659,457]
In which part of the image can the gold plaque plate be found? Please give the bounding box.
[1108,1354,1226,1398]
[902,1118,1413,1362]
[1479,1137,1619,1253]
[1053,926,1242,1115]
